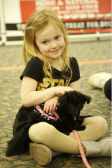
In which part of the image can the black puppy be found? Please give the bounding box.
[56,90,91,131]
[32,90,91,132]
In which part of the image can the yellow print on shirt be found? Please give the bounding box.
[37,78,70,91]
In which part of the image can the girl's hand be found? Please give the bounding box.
[44,96,59,113]
[55,86,73,96]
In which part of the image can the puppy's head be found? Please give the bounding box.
[58,90,91,115]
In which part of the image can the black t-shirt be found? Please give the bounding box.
[20,57,80,91]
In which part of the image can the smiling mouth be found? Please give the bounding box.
[51,49,60,53]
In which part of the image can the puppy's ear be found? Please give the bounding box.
[72,90,91,105]
[59,90,91,106]
[84,95,91,104]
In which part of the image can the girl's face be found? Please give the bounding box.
[35,24,65,60]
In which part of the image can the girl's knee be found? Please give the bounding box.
[83,116,108,135]
[29,122,56,143]
[94,116,108,134]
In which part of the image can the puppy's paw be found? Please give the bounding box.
[81,125,86,130]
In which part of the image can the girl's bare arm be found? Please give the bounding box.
[21,76,73,107]
[69,80,80,92]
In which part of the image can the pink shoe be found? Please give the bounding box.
[29,143,52,165]
[29,143,63,165]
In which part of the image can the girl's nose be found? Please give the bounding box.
[51,41,58,48]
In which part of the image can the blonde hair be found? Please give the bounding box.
[23,9,72,79]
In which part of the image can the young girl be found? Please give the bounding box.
[6,9,111,166]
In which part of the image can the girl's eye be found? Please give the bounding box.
[55,36,60,39]
[42,41,48,44]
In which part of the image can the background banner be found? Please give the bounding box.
[19,0,112,34]
[1,0,111,45]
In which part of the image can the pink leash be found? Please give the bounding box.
[36,105,92,168]
[72,130,92,168]
[36,105,61,121]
